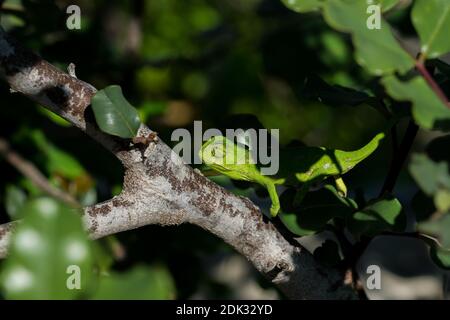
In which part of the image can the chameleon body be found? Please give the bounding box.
[199,133,385,217]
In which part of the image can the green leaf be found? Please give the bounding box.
[281,0,322,13]
[31,130,85,179]
[412,0,450,59]
[91,240,114,274]
[279,185,357,236]
[410,154,450,213]
[378,0,400,12]
[382,76,450,130]
[409,154,450,196]
[430,246,450,269]
[92,265,176,300]
[434,189,450,213]
[5,185,27,220]
[418,214,450,249]
[0,198,94,299]
[91,85,141,138]
[138,101,167,123]
[418,215,450,269]
[282,0,400,14]
[322,0,414,75]
[347,197,404,237]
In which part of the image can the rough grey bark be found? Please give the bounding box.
[0,27,356,299]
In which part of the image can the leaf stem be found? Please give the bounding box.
[415,57,450,108]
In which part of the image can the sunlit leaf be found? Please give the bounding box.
[347,197,404,237]
[322,0,414,75]
[412,0,450,59]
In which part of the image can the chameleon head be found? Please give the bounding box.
[199,136,230,170]
[200,135,254,170]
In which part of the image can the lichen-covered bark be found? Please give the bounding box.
[0,27,356,299]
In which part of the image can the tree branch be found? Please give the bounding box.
[0,137,79,207]
[0,27,357,299]
[0,221,16,258]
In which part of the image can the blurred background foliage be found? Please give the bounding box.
[0,0,449,299]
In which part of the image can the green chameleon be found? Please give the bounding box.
[199,132,385,217]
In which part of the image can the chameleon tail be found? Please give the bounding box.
[338,132,385,165]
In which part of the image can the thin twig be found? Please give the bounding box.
[380,54,446,195]
[415,58,450,108]
[0,137,80,207]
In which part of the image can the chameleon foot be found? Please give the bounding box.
[334,177,347,197]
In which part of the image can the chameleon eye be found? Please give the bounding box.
[211,149,216,157]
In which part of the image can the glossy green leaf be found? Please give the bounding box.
[92,265,175,300]
[382,76,450,130]
[5,185,27,220]
[322,0,414,75]
[91,85,141,138]
[0,198,94,299]
[412,0,450,59]
[279,185,357,236]
[347,197,404,237]
[281,0,322,13]
[409,154,450,196]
